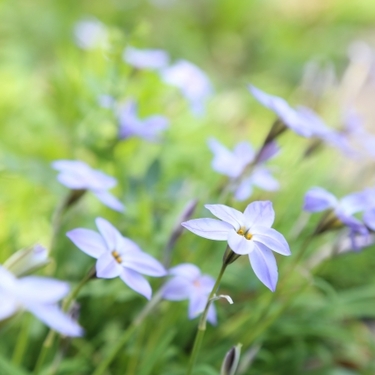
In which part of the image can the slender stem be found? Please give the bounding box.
[12,314,30,366]
[33,267,95,374]
[186,263,227,375]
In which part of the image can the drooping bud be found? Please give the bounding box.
[220,343,242,375]
[4,244,49,277]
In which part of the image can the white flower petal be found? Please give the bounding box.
[252,226,291,255]
[66,228,107,258]
[27,303,83,337]
[181,218,232,240]
[249,244,278,292]
[16,277,69,304]
[121,252,166,276]
[204,204,245,229]
[169,263,201,280]
[0,293,18,320]
[227,230,254,255]
[92,190,125,212]
[162,277,192,300]
[244,201,275,228]
[96,253,122,279]
[119,268,152,300]
[95,217,124,251]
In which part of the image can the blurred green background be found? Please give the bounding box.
[1,0,375,374]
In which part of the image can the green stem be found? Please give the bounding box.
[12,314,30,366]
[186,263,227,375]
[33,267,94,374]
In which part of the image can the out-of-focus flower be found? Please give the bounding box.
[67,218,166,300]
[117,100,169,142]
[182,202,291,291]
[162,263,217,324]
[248,85,313,137]
[160,60,213,115]
[0,266,82,336]
[208,138,255,179]
[303,187,369,249]
[4,244,49,277]
[208,138,279,201]
[73,18,108,50]
[123,46,169,70]
[52,160,124,212]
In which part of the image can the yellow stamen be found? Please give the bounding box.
[245,232,253,240]
[237,228,244,236]
[111,250,122,264]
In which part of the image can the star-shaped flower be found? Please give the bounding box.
[162,263,217,324]
[182,202,291,291]
[0,266,82,336]
[117,100,169,142]
[67,218,166,299]
[52,160,124,212]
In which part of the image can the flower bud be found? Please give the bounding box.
[220,343,242,375]
[4,244,49,277]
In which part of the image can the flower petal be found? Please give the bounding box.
[234,177,253,201]
[204,204,245,229]
[364,208,375,231]
[119,268,152,299]
[303,187,338,212]
[0,293,18,320]
[16,277,69,304]
[66,228,107,258]
[27,303,83,337]
[96,253,122,279]
[251,226,291,256]
[206,303,217,326]
[181,218,232,240]
[188,291,207,319]
[227,230,254,255]
[95,217,124,251]
[251,168,279,191]
[169,263,201,280]
[162,277,192,300]
[122,252,166,276]
[92,190,125,212]
[207,138,244,178]
[244,201,275,228]
[249,243,278,292]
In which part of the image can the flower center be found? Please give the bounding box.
[111,250,122,264]
[237,227,253,240]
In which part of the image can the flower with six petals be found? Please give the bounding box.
[67,218,166,299]
[181,202,291,291]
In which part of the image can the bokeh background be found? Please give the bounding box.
[2,0,375,374]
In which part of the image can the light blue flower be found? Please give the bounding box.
[67,218,166,300]
[182,202,291,291]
